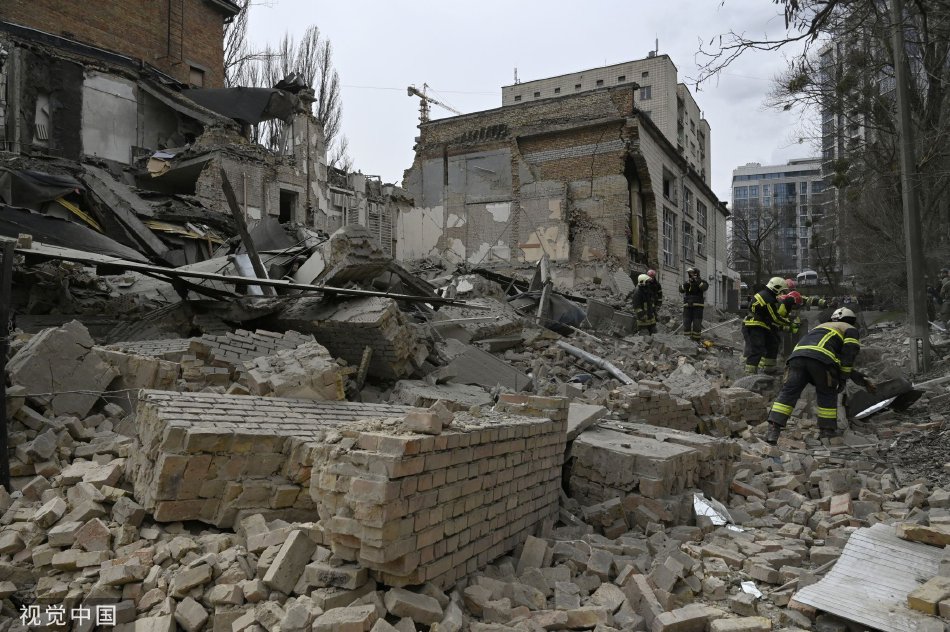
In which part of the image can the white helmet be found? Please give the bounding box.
[831,307,857,324]
[766,277,787,293]
[637,274,651,285]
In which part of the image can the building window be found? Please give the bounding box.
[554,87,561,94]
[697,201,707,228]
[596,79,604,87]
[683,222,694,262]
[640,85,652,100]
[533,91,540,98]
[513,95,521,102]
[663,207,676,267]
[575,83,582,90]
[189,66,205,88]
[683,187,693,217]
[662,168,677,204]
[279,189,298,224]
[697,231,707,257]
[641,71,649,78]
[618,75,626,82]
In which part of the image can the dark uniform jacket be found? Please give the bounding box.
[790,320,865,383]
[679,278,708,307]
[743,289,792,332]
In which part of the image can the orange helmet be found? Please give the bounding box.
[647,269,657,279]
[786,291,803,306]
[785,278,797,290]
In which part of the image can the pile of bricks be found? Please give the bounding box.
[605,382,701,432]
[127,390,410,527]
[276,296,429,380]
[243,341,347,401]
[568,421,739,525]
[312,402,566,589]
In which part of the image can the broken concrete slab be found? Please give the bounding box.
[274,297,428,380]
[7,321,119,418]
[566,403,607,441]
[390,380,493,409]
[431,345,531,392]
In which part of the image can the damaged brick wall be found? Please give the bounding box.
[401,87,646,268]
[0,0,232,88]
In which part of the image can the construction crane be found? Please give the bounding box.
[407,83,461,124]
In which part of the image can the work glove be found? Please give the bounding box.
[790,322,800,335]
[817,299,828,308]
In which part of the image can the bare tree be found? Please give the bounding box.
[699,0,950,300]
[227,19,350,166]
[730,202,784,286]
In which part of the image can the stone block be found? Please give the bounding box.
[897,522,950,547]
[709,617,772,632]
[263,530,317,594]
[908,576,950,615]
[311,604,378,632]
[384,587,443,624]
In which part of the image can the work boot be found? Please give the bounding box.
[818,427,842,440]
[764,423,782,445]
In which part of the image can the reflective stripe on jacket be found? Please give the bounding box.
[743,289,791,331]
[790,321,861,374]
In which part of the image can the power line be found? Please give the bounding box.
[341,84,495,96]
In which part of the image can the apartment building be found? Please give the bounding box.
[730,158,825,281]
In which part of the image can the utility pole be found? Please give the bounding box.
[890,0,930,373]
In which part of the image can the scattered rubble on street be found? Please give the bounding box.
[2,237,949,632]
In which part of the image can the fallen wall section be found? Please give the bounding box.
[311,400,567,589]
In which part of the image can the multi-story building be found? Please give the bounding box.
[502,54,712,183]
[400,59,739,308]
[730,158,825,282]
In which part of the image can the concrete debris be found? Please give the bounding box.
[390,380,494,409]
[7,320,119,417]
[243,340,346,401]
[274,296,429,379]
[3,248,948,632]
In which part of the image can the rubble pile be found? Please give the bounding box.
[4,232,950,631]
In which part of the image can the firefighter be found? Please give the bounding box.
[646,269,663,309]
[741,277,792,374]
[679,267,708,341]
[631,274,657,334]
[764,307,874,444]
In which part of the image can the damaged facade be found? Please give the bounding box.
[401,55,738,307]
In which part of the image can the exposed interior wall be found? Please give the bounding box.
[81,72,138,164]
[6,46,84,158]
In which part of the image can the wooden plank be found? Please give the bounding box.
[794,523,942,632]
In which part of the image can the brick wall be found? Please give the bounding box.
[0,0,231,88]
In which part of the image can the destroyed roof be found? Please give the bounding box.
[182,87,301,125]
[0,205,149,262]
[0,168,83,211]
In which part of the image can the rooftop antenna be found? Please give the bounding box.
[514,67,519,84]
[656,37,659,54]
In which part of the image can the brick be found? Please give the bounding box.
[908,576,950,615]
[384,587,444,624]
[709,617,773,632]
[263,530,317,594]
[311,604,378,632]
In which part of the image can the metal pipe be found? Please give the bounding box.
[556,340,636,385]
[700,317,740,335]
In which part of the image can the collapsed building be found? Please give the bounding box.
[399,55,740,309]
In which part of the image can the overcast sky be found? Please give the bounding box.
[245,0,816,203]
